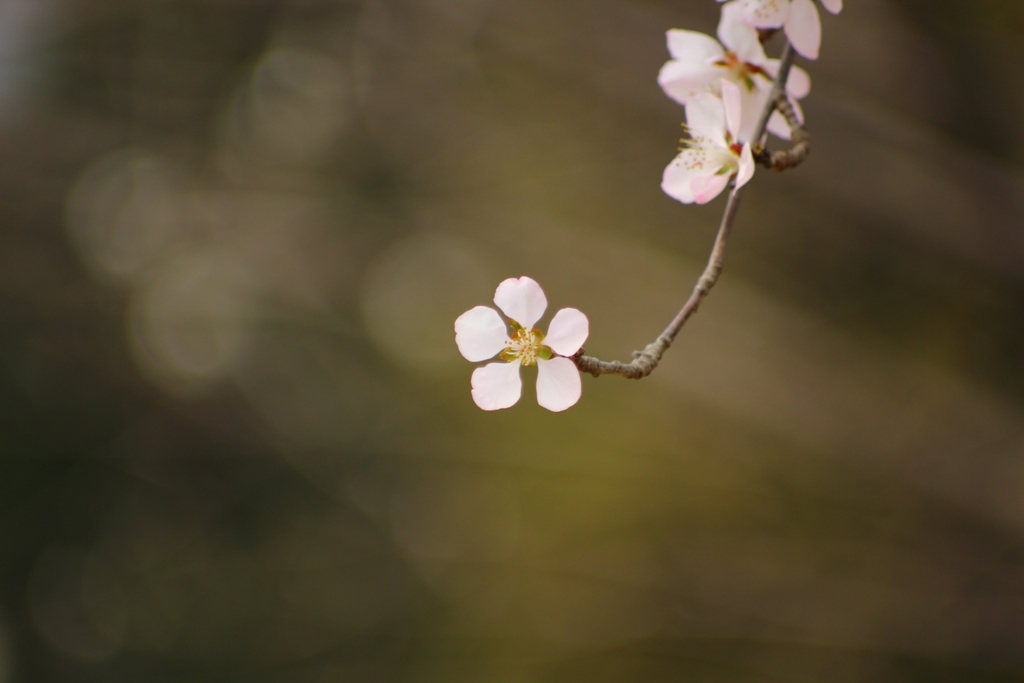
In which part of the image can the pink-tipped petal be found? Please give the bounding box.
[455,306,509,362]
[820,0,842,14]
[494,276,547,330]
[718,4,766,64]
[470,361,522,411]
[666,29,724,63]
[544,308,589,356]
[720,80,743,142]
[535,357,582,412]
[662,152,702,204]
[691,173,731,204]
[785,0,822,59]
[735,143,755,189]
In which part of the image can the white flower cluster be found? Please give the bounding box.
[454,1,840,412]
[660,0,839,204]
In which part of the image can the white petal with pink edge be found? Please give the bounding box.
[785,0,822,59]
[470,361,522,411]
[691,173,731,205]
[736,87,768,143]
[819,0,841,14]
[785,65,811,99]
[717,5,765,64]
[535,357,583,412]
[544,308,589,357]
[767,110,790,140]
[765,60,811,102]
[762,60,811,100]
[454,306,509,362]
[735,0,788,29]
[666,29,723,63]
[658,60,723,106]
[735,143,755,189]
[720,80,743,142]
[685,92,728,147]
[662,151,703,204]
[493,276,547,329]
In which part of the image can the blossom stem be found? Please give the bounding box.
[573,42,799,379]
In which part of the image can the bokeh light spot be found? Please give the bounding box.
[128,249,255,396]
[64,148,186,284]
[221,48,350,166]
[360,232,491,372]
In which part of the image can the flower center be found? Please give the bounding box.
[500,325,549,366]
[714,51,771,92]
[722,51,744,74]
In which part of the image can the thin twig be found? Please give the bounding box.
[573,42,799,379]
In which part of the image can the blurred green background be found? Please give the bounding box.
[2,0,1024,680]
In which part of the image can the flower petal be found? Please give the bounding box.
[661,151,703,204]
[763,60,810,100]
[738,85,769,142]
[663,142,733,204]
[766,109,791,139]
[454,306,509,362]
[470,361,522,411]
[691,173,731,204]
[718,4,766,64]
[544,308,589,356]
[721,80,743,143]
[738,0,788,29]
[819,0,842,14]
[785,0,822,59]
[666,29,723,63]
[494,276,547,330]
[785,64,811,99]
[685,92,728,147]
[535,357,582,412]
[735,142,755,190]
[658,60,723,106]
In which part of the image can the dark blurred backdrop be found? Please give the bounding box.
[2,0,1024,681]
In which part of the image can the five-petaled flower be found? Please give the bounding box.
[662,79,755,205]
[455,277,589,412]
[658,8,810,142]
[718,0,842,60]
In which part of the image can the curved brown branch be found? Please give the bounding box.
[755,93,810,171]
[573,42,801,379]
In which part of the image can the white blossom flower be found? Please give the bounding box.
[454,276,588,412]
[657,7,810,141]
[718,0,842,60]
[662,80,755,205]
